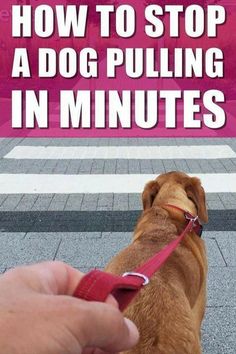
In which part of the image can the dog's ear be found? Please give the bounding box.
[142,180,160,210]
[185,177,208,223]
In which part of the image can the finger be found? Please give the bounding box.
[105,295,119,309]
[69,300,139,352]
[5,262,121,307]
[5,261,84,296]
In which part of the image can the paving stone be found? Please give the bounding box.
[153,138,177,146]
[91,160,105,173]
[162,160,177,173]
[186,160,202,173]
[0,138,7,144]
[199,160,215,173]
[203,138,228,145]
[0,138,23,158]
[15,160,33,171]
[151,160,165,174]
[221,159,236,172]
[220,193,236,203]
[48,194,69,211]
[174,159,190,173]
[64,194,84,211]
[128,194,142,210]
[27,232,101,240]
[79,160,93,174]
[48,139,86,146]
[94,138,111,146]
[209,160,227,173]
[107,138,129,146]
[52,161,70,174]
[0,234,60,267]
[207,267,236,307]
[0,160,26,173]
[204,238,226,266]
[207,200,225,210]
[128,160,140,173]
[0,232,26,240]
[223,203,236,210]
[56,233,132,268]
[47,202,63,211]
[230,158,236,168]
[66,160,81,174]
[140,160,153,173]
[104,160,116,174]
[206,193,222,201]
[40,160,57,174]
[113,194,129,211]
[50,195,69,203]
[19,138,51,146]
[0,195,8,206]
[202,307,236,354]
[81,194,98,211]
[0,193,235,211]
[61,232,102,240]
[0,195,23,211]
[97,194,113,211]
[212,232,236,266]
[116,160,129,174]
[28,160,45,173]
[102,232,132,239]
[15,195,39,211]
[31,195,54,211]
[25,232,62,241]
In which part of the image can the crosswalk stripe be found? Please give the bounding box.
[4,145,236,160]
[0,173,236,194]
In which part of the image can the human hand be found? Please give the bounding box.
[0,261,139,354]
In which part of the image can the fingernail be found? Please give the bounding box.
[124,318,140,346]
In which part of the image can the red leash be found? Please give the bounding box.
[73,205,202,311]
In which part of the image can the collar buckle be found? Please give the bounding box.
[184,212,203,237]
[164,204,203,238]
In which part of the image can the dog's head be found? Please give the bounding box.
[142,171,208,223]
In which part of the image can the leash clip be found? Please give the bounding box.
[184,212,201,234]
[122,272,150,286]
[184,212,198,223]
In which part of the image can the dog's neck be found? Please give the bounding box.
[133,207,179,242]
[133,204,198,243]
[153,195,198,218]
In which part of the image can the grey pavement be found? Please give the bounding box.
[0,192,234,211]
[1,158,236,174]
[0,137,236,353]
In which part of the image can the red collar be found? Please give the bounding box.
[163,204,203,238]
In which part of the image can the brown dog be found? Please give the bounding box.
[105,172,208,354]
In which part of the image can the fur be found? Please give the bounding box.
[105,172,208,354]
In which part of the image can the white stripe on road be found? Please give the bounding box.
[0,174,236,194]
[4,145,236,160]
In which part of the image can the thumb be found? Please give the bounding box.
[66,299,139,353]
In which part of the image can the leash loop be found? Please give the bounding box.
[122,272,150,286]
